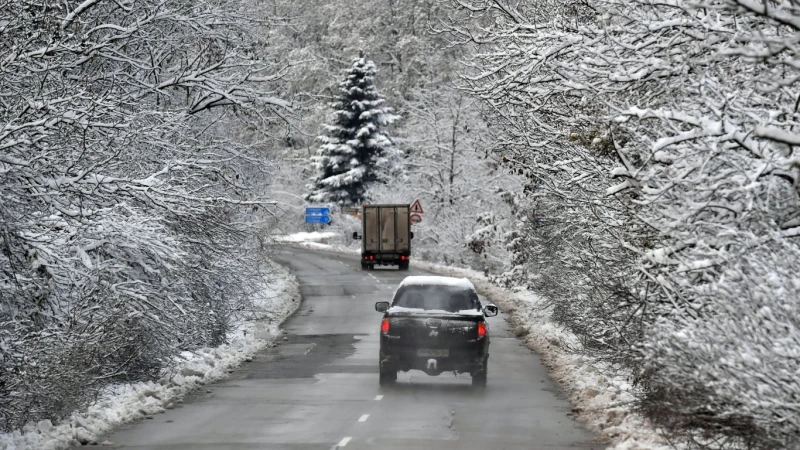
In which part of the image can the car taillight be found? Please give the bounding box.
[381,318,390,334]
[477,321,486,339]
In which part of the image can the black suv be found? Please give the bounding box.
[375,276,499,387]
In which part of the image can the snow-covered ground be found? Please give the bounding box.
[277,230,360,253]
[0,262,300,450]
[275,231,339,244]
[282,232,672,449]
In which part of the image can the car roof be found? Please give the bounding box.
[398,275,475,291]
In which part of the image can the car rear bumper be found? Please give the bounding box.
[380,348,488,375]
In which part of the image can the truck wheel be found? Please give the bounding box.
[398,261,410,271]
[379,370,397,386]
[361,262,368,270]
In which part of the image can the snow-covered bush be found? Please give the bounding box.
[0,0,290,432]
[440,0,800,447]
[641,245,800,448]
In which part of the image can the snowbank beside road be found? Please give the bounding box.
[0,262,300,450]
[276,231,339,243]
[281,233,671,449]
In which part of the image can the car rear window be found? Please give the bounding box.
[392,284,480,312]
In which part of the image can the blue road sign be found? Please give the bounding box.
[305,215,331,224]
[305,207,331,216]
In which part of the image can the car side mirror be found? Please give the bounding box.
[353,232,361,240]
[410,231,414,239]
[483,304,499,317]
[375,301,390,313]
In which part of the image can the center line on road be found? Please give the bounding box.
[374,395,383,401]
[337,437,352,447]
[358,414,369,422]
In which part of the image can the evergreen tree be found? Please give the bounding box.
[306,57,398,206]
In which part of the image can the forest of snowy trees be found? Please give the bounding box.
[436,0,800,448]
[0,0,293,431]
[2,0,798,448]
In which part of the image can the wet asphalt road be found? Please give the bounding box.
[98,248,600,449]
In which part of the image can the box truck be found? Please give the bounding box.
[353,204,413,270]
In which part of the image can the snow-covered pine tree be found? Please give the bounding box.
[306,56,398,206]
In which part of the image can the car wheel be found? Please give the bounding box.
[472,372,487,388]
[472,363,488,388]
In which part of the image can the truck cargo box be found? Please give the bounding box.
[356,204,412,270]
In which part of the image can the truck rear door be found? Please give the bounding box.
[396,206,410,253]
[363,204,410,255]
[364,206,380,253]
[380,206,396,252]
[378,205,410,253]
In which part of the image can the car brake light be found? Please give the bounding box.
[477,321,486,338]
[400,255,405,261]
[370,255,374,260]
[381,318,390,334]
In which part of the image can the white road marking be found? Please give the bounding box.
[337,437,352,447]
[358,414,369,422]
[374,395,383,401]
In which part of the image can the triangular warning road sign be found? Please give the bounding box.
[410,199,424,214]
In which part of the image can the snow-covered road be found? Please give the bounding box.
[91,248,598,449]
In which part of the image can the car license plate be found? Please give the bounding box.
[417,349,449,357]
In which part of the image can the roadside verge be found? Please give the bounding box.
[1,261,301,450]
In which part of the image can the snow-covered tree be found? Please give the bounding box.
[306,57,398,206]
[439,0,800,447]
[0,0,292,431]
[387,86,521,269]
